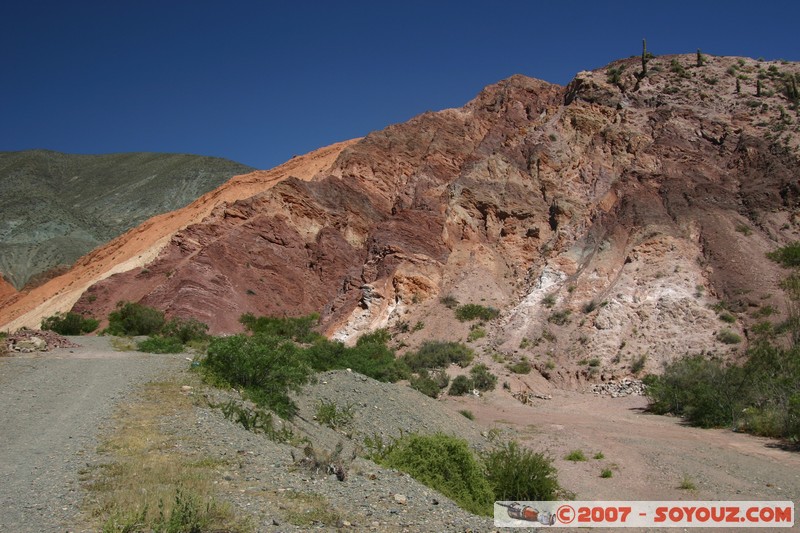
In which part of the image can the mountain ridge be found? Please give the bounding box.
[0,150,255,289]
[6,54,800,389]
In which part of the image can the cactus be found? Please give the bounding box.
[696,49,705,67]
[757,79,762,97]
[784,77,798,102]
[736,78,741,94]
[641,39,648,77]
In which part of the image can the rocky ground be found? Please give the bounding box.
[1,338,798,532]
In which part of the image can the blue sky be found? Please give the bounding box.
[3,1,799,169]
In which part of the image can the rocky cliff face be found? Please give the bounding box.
[66,54,800,385]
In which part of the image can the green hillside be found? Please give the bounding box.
[0,150,254,289]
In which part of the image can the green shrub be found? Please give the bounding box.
[454,304,499,322]
[161,317,209,344]
[105,301,165,336]
[448,375,474,396]
[369,433,494,516]
[717,329,742,344]
[202,334,311,418]
[565,449,587,462]
[607,65,625,85]
[483,441,559,501]
[410,370,443,398]
[315,399,354,429]
[304,335,408,383]
[548,309,572,325]
[678,474,696,490]
[752,304,776,318]
[718,312,736,323]
[214,399,294,443]
[403,341,473,371]
[239,313,321,343]
[467,326,486,342]
[440,294,459,309]
[593,452,605,460]
[41,312,99,335]
[541,294,556,308]
[149,488,218,533]
[631,354,647,374]
[767,242,800,267]
[507,360,532,374]
[600,468,613,478]
[459,410,475,420]
[410,369,450,398]
[670,58,687,76]
[644,354,749,428]
[470,364,497,392]
[430,368,451,389]
[137,336,184,354]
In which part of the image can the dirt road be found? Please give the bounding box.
[0,338,182,532]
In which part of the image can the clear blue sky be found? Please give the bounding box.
[3,1,799,169]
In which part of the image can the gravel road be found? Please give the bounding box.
[0,338,183,533]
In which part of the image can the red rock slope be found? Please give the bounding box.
[0,140,357,331]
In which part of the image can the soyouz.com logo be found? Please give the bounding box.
[494,501,795,528]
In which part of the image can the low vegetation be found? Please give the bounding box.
[83,380,242,532]
[482,441,560,501]
[679,474,697,490]
[402,341,473,371]
[409,369,449,398]
[439,295,459,309]
[507,359,532,374]
[716,329,742,344]
[644,241,800,441]
[565,449,588,462]
[203,333,312,419]
[470,364,497,392]
[766,241,800,267]
[136,336,185,354]
[41,311,99,335]
[134,315,211,354]
[448,375,474,396]
[104,301,165,336]
[213,399,294,443]
[367,433,560,517]
[314,399,354,430]
[467,326,486,342]
[454,304,499,322]
[369,433,494,515]
[645,344,800,439]
[200,315,408,418]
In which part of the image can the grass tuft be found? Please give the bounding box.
[565,449,587,462]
